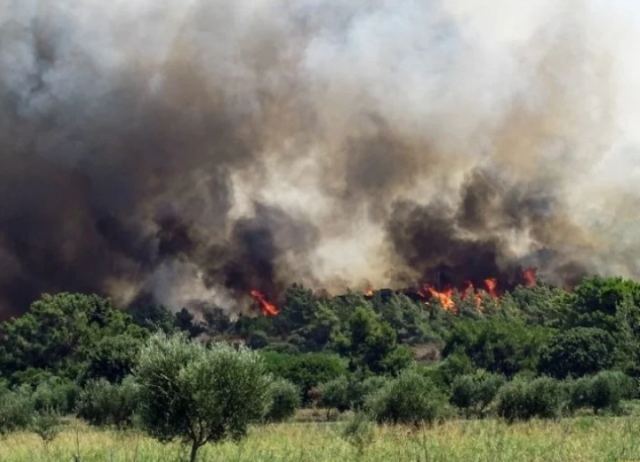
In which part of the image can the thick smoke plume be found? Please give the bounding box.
[1,0,639,317]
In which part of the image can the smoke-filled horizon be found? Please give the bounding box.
[1,0,639,317]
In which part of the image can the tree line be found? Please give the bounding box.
[1,276,640,460]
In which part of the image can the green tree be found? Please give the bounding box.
[538,327,615,378]
[570,277,640,330]
[443,318,549,377]
[135,334,271,462]
[0,293,147,383]
[337,306,412,374]
[261,351,347,403]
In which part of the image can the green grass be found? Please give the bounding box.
[2,416,640,462]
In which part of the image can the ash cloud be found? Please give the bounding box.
[1,0,639,316]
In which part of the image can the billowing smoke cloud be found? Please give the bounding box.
[1,0,639,317]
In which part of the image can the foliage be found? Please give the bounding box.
[264,379,300,422]
[318,376,351,412]
[30,410,62,445]
[0,384,33,434]
[538,328,615,379]
[443,318,550,377]
[496,377,565,422]
[0,293,148,384]
[261,351,347,403]
[335,305,413,374]
[366,369,446,425]
[32,376,79,414]
[135,334,271,462]
[77,376,139,428]
[450,370,505,417]
[588,370,634,413]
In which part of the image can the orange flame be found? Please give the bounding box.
[483,278,498,298]
[522,267,537,287]
[425,286,456,312]
[249,289,280,316]
[364,288,374,297]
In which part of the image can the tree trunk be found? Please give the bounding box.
[189,441,200,462]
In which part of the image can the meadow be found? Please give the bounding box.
[2,416,640,462]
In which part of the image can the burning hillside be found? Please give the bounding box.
[1,1,640,318]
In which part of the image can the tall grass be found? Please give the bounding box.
[1,417,640,462]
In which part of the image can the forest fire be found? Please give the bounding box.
[250,290,280,317]
[411,268,537,313]
[523,268,537,287]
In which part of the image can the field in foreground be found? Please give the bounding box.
[2,417,640,462]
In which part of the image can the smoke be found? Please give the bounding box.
[1,0,639,316]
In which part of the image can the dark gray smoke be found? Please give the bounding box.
[1,0,639,316]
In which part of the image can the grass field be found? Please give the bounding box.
[2,416,640,462]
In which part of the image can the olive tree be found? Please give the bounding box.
[134,333,272,462]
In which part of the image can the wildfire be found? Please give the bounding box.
[425,286,456,311]
[420,278,500,313]
[249,289,280,316]
[522,267,537,287]
[364,288,374,297]
[484,278,498,298]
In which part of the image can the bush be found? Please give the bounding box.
[496,377,565,422]
[0,385,33,434]
[366,370,446,425]
[351,376,391,410]
[589,370,633,413]
[32,376,79,414]
[567,376,592,412]
[135,333,271,462]
[450,370,505,417]
[567,370,634,414]
[265,379,300,422]
[319,376,351,412]
[77,376,139,427]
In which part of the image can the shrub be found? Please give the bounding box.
[352,376,391,410]
[450,370,505,417]
[135,333,271,462]
[496,377,565,422]
[567,376,592,412]
[32,376,79,414]
[340,413,375,456]
[0,385,33,434]
[319,376,351,412]
[589,370,633,413]
[77,376,139,427]
[366,370,446,425]
[265,379,300,422]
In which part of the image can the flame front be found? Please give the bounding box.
[422,286,456,312]
[250,289,280,316]
[523,268,537,287]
